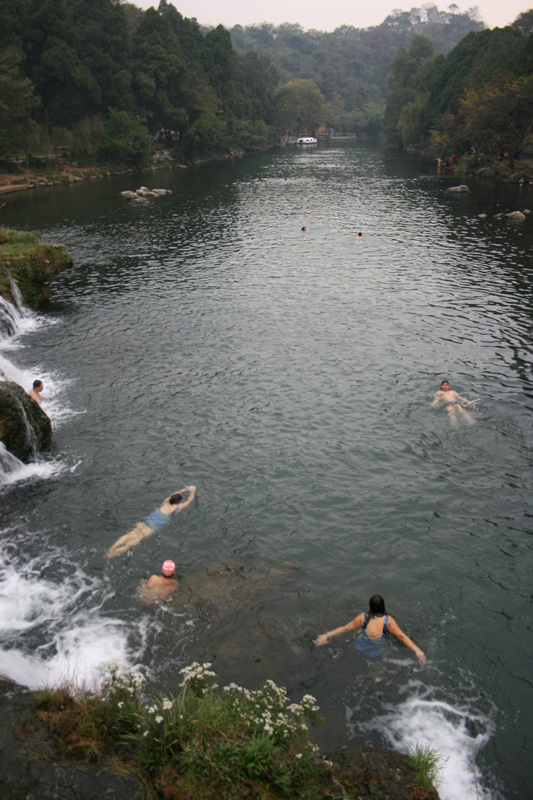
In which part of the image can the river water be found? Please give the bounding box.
[0,141,532,800]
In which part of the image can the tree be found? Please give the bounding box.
[384,35,437,147]
[275,79,326,134]
[100,107,151,164]
[453,78,533,167]
[0,46,38,155]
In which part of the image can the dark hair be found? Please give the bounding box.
[368,594,386,618]
[169,493,182,505]
[440,380,450,388]
[32,379,43,389]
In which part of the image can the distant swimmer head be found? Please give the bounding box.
[368,594,386,617]
[440,380,450,390]
[357,232,363,239]
[161,559,176,577]
[169,493,182,505]
[301,226,307,231]
[33,379,43,389]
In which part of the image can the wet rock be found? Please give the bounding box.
[0,381,51,460]
[328,746,440,799]
[169,561,313,687]
[478,167,495,178]
[445,185,469,193]
[120,187,172,198]
[506,211,526,221]
[478,213,487,218]
[0,680,144,800]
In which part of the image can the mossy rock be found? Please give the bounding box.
[328,747,440,799]
[0,227,73,308]
[0,381,51,460]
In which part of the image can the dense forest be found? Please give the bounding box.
[0,0,487,167]
[0,0,529,170]
[0,0,279,164]
[384,10,533,168]
[229,6,483,136]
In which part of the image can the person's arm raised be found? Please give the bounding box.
[177,485,196,510]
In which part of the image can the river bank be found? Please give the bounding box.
[0,676,440,800]
[0,154,185,197]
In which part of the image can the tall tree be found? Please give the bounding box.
[275,79,326,134]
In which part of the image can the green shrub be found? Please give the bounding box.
[406,742,442,792]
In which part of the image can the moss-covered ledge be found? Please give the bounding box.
[0,227,73,308]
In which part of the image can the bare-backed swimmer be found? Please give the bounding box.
[29,379,44,404]
[315,594,425,662]
[431,380,473,426]
[139,559,179,604]
[106,486,196,559]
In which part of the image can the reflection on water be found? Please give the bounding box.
[1,142,532,800]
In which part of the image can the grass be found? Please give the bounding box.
[32,662,328,800]
[406,743,442,793]
[0,226,73,306]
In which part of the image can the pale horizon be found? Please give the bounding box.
[133,1,531,32]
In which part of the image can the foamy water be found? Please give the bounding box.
[367,694,495,800]
[0,540,144,689]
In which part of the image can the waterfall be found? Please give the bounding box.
[4,268,30,318]
[0,442,25,486]
[13,396,39,456]
[0,284,33,390]
[0,295,22,339]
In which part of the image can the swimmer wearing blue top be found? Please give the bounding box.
[315,594,425,662]
[106,486,196,559]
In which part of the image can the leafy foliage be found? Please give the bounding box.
[35,662,326,800]
[384,12,533,163]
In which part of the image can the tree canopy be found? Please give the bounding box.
[384,12,533,163]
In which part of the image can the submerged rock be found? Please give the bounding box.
[0,381,51,460]
[445,185,469,193]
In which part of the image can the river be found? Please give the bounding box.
[0,141,531,800]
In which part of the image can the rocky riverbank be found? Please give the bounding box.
[0,678,440,800]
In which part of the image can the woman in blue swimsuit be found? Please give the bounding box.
[106,486,196,559]
[315,594,425,662]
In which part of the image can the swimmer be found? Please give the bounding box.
[356,232,363,239]
[301,226,307,231]
[106,486,196,559]
[139,559,179,604]
[315,594,425,662]
[29,379,44,404]
[431,380,473,426]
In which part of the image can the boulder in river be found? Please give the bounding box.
[505,210,526,221]
[120,187,172,199]
[0,380,51,460]
[445,185,469,193]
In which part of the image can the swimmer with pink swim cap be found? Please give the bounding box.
[140,559,179,603]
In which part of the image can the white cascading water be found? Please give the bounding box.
[0,279,140,690]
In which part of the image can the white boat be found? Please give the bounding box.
[297,136,317,144]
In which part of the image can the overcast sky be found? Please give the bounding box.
[133,1,529,31]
